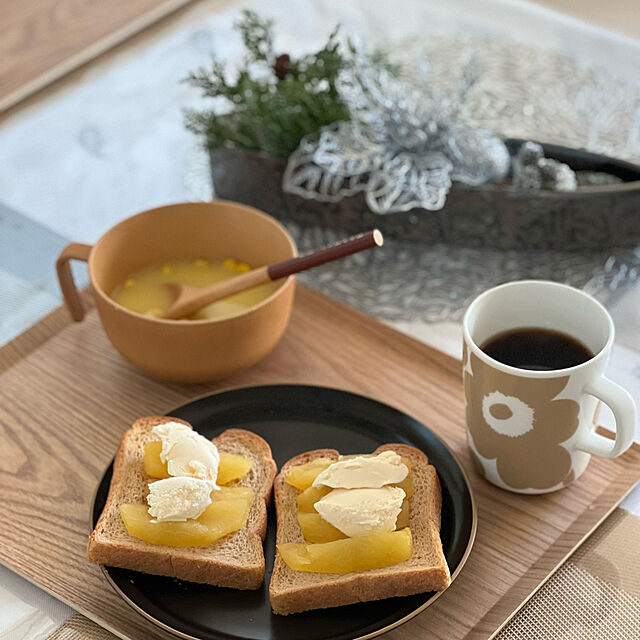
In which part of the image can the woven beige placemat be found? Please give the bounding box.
[44,614,118,640]
[495,508,640,640]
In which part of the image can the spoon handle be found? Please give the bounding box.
[162,229,383,319]
[268,229,383,281]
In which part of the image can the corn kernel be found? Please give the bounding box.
[145,307,163,317]
[124,278,136,289]
[194,259,209,268]
[161,264,173,274]
[223,258,236,271]
[235,262,250,273]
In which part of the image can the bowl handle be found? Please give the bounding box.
[56,243,92,321]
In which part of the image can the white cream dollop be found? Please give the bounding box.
[312,450,408,489]
[152,422,220,485]
[314,486,406,537]
[146,476,215,522]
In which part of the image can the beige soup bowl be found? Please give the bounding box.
[56,201,297,382]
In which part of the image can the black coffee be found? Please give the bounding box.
[481,327,593,371]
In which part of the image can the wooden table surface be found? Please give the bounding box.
[0,0,195,111]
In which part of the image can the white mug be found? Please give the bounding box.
[463,280,637,494]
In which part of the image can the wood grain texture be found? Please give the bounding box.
[0,0,195,111]
[0,285,638,640]
[528,0,640,39]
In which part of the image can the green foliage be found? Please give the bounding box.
[184,11,354,157]
[237,10,274,62]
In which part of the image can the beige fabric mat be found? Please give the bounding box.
[44,509,640,640]
[495,508,640,639]
[44,614,117,640]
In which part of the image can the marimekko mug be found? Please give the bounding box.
[463,280,636,494]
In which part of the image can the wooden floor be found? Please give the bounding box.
[0,0,195,111]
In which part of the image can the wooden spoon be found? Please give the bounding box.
[162,229,383,319]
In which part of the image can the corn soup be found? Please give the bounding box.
[111,258,277,320]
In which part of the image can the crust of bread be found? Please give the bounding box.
[87,416,276,589]
[269,443,451,614]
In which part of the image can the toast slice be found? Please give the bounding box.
[88,416,276,589]
[269,444,451,614]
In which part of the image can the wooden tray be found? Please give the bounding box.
[0,286,638,640]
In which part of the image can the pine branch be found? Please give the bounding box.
[184,11,392,157]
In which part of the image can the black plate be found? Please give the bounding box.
[93,385,476,640]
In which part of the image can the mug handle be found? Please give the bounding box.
[576,376,637,458]
[56,243,92,322]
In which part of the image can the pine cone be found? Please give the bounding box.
[273,54,294,80]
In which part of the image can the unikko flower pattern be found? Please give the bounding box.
[464,347,580,490]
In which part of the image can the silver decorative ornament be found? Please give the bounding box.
[283,63,510,214]
[512,141,577,191]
